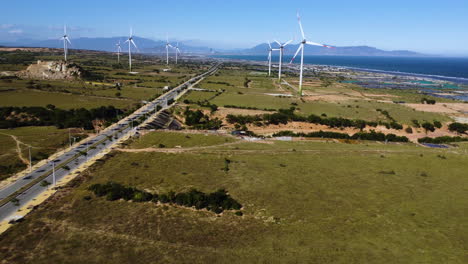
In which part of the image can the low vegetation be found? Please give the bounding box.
[88,181,242,214]
[272,130,409,142]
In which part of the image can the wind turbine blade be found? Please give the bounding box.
[284,39,293,46]
[290,45,303,63]
[297,12,305,39]
[130,27,133,37]
[306,41,333,48]
[65,37,72,45]
[131,39,139,51]
[64,25,67,35]
[274,40,281,46]
[124,39,129,44]
[268,41,272,49]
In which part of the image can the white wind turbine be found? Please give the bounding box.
[267,41,279,76]
[274,39,293,81]
[174,42,181,64]
[165,35,173,65]
[115,40,122,63]
[124,28,138,72]
[60,25,72,61]
[290,12,334,95]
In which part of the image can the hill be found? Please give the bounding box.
[1,38,424,57]
[241,43,423,57]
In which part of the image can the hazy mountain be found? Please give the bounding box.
[241,43,423,57]
[1,37,423,57]
[0,37,214,54]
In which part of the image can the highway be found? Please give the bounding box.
[0,63,220,222]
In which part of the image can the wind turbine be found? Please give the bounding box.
[290,12,334,95]
[60,25,72,61]
[274,39,293,81]
[124,28,138,72]
[267,41,279,76]
[115,40,122,63]
[174,42,181,64]
[165,35,173,65]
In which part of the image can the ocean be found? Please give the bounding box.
[212,55,468,84]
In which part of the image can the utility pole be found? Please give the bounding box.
[86,141,89,161]
[68,128,72,147]
[28,146,32,172]
[52,161,56,187]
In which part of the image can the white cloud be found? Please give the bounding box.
[0,24,14,29]
[8,29,23,34]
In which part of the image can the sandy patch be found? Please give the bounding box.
[214,107,272,117]
[302,93,353,102]
[404,103,460,114]
[248,122,465,143]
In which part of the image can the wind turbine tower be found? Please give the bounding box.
[124,28,138,72]
[267,41,279,76]
[274,39,292,81]
[60,25,72,61]
[116,40,122,63]
[165,35,173,65]
[175,42,181,64]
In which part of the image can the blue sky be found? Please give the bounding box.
[1,0,468,55]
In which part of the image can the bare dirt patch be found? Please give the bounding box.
[214,107,272,118]
[404,103,462,114]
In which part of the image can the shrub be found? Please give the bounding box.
[448,122,468,134]
[422,122,435,133]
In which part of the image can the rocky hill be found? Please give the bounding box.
[18,60,84,80]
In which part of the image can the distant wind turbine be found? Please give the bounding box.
[60,25,72,61]
[290,12,334,95]
[274,39,293,81]
[165,35,173,65]
[174,42,181,64]
[124,28,138,72]
[267,41,279,76]
[115,40,122,63]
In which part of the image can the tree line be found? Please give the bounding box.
[0,105,124,130]
[88,182,242,214]
[272,130,409,143]
[226,107,405,130]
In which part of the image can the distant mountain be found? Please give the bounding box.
[0,37,214,54]
[0,37,423,57]
[240,43,423,57]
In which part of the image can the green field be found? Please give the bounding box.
[128,131,237,149]
[0,90,136,110]
[1,136,467,263]
[190,68,455,125]
[0,126,86,180]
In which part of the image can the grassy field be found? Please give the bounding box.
[128,131,237,149]
[0,90,136,110]
[0,126,86,181]
[192,68,455,125]
[1,136,467,263]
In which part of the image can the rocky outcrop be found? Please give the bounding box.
[18,60,83,80]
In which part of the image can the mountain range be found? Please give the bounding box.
[0,37,423,57]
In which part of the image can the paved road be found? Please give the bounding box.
[0,63,220,222]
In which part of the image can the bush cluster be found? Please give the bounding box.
[448,122,468,134]
[184,107,222,130]
[226,107,404,130]
[88,182,242,214]
[0,105,124,129]
[224,105,276,111]
[272,130,409,142]
[418,136,468,144]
